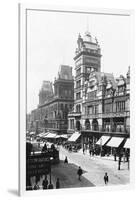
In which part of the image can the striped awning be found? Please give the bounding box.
[106,137,124,147]
[56,134,68,139]
[38,132,46,137]
[96,136,111,146]
[45,133,57,138]
[124,139,130,148]
[68,132,81,142]
[29,132,35,135]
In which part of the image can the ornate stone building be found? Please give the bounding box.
[68,31,102,132]
[29,65,74,134]
[68,31,130,149]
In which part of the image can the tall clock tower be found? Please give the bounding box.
[74,31,102,127]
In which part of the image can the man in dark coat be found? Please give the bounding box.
[42,143,47,152]
[34,181,40,190]
[83,148,85,155]
[56,178,60,189]
[42,176,48,189]
[118,154,122,170]
[104,172,109,185]
[77,166,83,181]
[64,156,68,164]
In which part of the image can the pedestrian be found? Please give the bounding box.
[56,178,60,189]
[69,145,72,152]
[77,166,83,181]
[42,176,48,189]
[92,149,95,156]
[104,172,109,185]
[64,156,68,164]
[34,181,40,190]
[123,152,126,163]
[83,148,85,155]
[114,152,117,161]
[89,149,92,157]
[48,182,54,189]
[126,150,129,162]
[42,143,47,152]
[113,149,117,161]
[118,155,122,170]
[128,157,130,170]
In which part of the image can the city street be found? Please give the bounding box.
[31,145,130,189]
[58,146,129,187]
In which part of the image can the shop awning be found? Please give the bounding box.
[106,137,124,147]
[56,134,68,139]
[61,134,68,139]
[68,132,81,142]
[96,136,111,146]
[124,139,130,148]
[55,135,60,138]
[29,132,35,135]
[45,133,57,138]
[40,133,49,138]
[38,132,46,137]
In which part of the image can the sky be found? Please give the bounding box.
[27,9,131,113]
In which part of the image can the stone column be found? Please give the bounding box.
[68,119,70,130]
[110,118,113,132]
[97,118,102,131]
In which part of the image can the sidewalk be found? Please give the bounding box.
[78,148,126,162]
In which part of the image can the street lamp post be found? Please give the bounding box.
[100,138,102,156]
[128,157,130,170]
[48,157,53,189]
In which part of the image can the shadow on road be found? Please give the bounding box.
[51,160,95,189]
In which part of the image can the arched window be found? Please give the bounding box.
[85,119,90,130]
[92,119,99,131]
[76,121,81,131]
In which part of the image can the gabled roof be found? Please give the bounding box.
[89,71,117,89]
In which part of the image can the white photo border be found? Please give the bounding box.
[19,3,134,197]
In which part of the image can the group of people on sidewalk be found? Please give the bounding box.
[33,175,60,190]
[82,147,130,171]
[42,176,60,189]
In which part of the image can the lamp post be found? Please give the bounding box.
[44,115,48,132]
[100,138,103,156]
[48,157,53,189]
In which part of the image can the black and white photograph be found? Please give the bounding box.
[19,4,133,195]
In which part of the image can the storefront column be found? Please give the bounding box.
[124,117,127,133]
[97,118,102,131]
[81,134,84,149]
[110,118,113,132]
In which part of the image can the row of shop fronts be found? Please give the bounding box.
[66,130,130,158]
[67,114,130,154]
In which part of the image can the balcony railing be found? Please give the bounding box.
[81,125,130,134]
[68,111,81,117]
[82,111,130,119]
